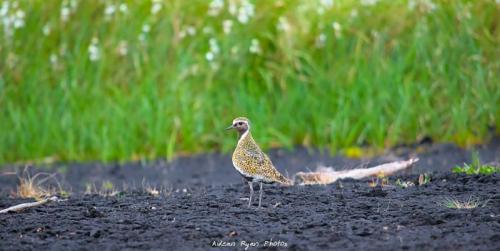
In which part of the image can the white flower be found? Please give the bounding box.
[61,7,70,22]
[332,22,342,38]
[208,0,224,16]
[332,21,341,32]
[209,38,220,54]
[317,0,333,14]
[231,46,239,55]
[142,24,151,33]
[223,19,233,34]
[2,16,11,26]
[0,2,9,17]
[138,33,146,42]
[408,0,416,10]
[118,41,128,56]
[350,9,358,18]
[13,17,24,28]
[179,26,196,39]
[249,38,261,54]
[320,0,334,8]
[179,30,186,39]
[237,0,254,24]
[42,24,51,36]
[315,33,326,48]
[139,24,151,42]
[277,17,290,32]
[9,10,25,29]
[69,0,78,10]
[60,0,75,22]
[151,0,162,15]
[361,0,378,6]
[88,37,100,62]
[15,10,25,19]
[119,3,128,13]
[3,18,13,38]
[202,26,213,34]
[50,54,58,65]
[205,51,214,61]
[206,38,220,62]
[105,4,116,16]
[186,26,196,36]
[228,1,237,15]
[408,0,437,12]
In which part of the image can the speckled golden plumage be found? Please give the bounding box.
[227,117,291,208]
[232,131,290,185]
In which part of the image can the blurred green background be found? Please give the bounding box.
[0,0,498,164]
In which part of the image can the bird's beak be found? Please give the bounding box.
[225,125,234,130]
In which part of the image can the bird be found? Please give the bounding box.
[226,117,292,208]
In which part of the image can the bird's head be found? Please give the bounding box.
[226,117,250,135]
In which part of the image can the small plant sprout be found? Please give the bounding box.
[16,167,64,200]
[369,172,389,187]
[368,177,377,187]
[418,173,431,186]
[452,152,499,175]
[102,180,114,191]
[142,179,160,196]
[440,196,487,209]
[84,182,97,194]
[395,179,414,188]
[100,180,119,196]
[146,187,160,196]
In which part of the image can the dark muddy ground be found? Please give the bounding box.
[0,139,499,250]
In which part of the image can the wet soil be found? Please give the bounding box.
[0,140,499,250]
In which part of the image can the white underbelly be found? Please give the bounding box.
[232,161,273,183]
[232,160,251,178]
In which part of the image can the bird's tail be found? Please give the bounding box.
[275,172,294,186]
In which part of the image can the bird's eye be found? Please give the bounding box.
[238,122,243,126]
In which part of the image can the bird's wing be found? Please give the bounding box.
[244,147,271,167]
[243,147,291,184]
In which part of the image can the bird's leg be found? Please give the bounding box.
[248,181,254,207]
[258,182,263,209]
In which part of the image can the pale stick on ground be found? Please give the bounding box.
[0,196,60,214]
[295,158,419,185]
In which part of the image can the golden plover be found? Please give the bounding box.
[226,117,292,208]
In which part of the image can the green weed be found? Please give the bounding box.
[440,196,487,209]
[418,173,431,185]
[453,152,500,175]
[0,0,498,164]
[395,179,414,188]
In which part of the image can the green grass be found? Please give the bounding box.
[440,196,487,209]
[453,152,500,175]
[0,0,499,164]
